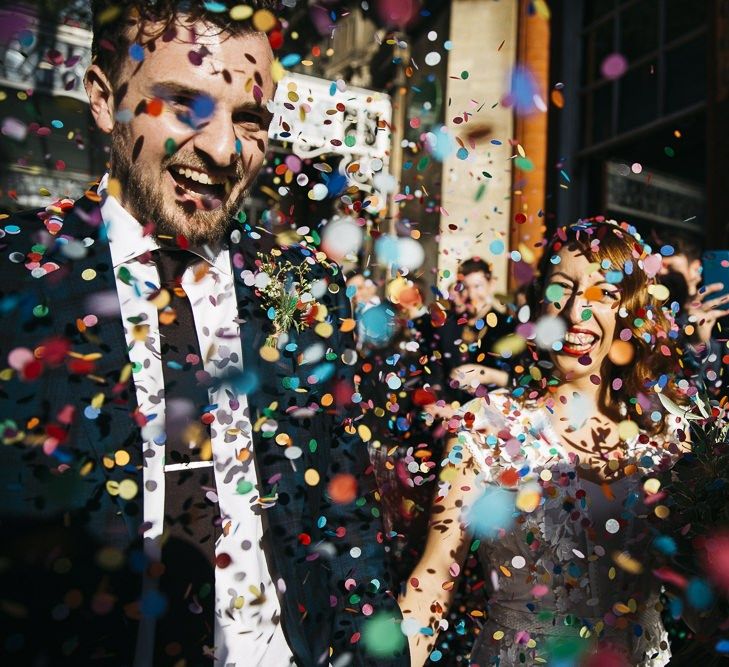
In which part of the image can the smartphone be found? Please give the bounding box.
[701,250,729,311]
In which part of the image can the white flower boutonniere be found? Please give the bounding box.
[251,252,320,349]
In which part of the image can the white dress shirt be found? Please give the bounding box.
[98,174,293,666]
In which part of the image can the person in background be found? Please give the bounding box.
[434,258,516,405]
[657,231,728,397]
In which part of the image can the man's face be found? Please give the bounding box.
[462,270,495,313]
[102,19,275,245]
[660,254,702,296]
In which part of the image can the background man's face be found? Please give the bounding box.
[462,270,494,313]
[660,253,702,296]
[106,20,275,244]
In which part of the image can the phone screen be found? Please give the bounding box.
[702,250,729,311]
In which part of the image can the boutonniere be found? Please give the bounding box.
[247,252,320,349]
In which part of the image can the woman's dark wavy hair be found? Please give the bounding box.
[91,0,279,84]
[526,219,686,435]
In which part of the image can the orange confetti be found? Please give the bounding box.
[328,473,358,504]
[339,318,356,333]
[499,468,519,487]
[551,89,564,108]
[146,98,164,116]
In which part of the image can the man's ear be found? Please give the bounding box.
[85,64,115,134]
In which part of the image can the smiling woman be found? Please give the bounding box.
[399,220,692,667]
[531,219,686,434]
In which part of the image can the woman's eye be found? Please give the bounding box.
[602,289,619,300]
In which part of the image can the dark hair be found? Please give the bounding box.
[528,220,686,434]
[458,257,493,279]
[658,229,703,264]
[91,0,279,84]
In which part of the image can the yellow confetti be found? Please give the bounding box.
[275,433,292,446]
[304,468,320,485]
[647,284,670,301]
[357,424,372,442]
[271,58,285,83]
[654,505,670,519]
[643,478,661,494]
[493,334,527,357]
[617,420,639,442]
[493,630,505,640]
[612,551,643,574]
[229,4,253,20]
[39,187,51,197]
[252,9,276,31]
[81,268,97,281]
[259,345,280,362]
[106,480,120,496]
[118,479,138,500]
[114,450,130,466]
[499,565,512,577]
[315,322,334,338]
[515,487,541,513]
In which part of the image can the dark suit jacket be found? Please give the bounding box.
[0,195,408,666]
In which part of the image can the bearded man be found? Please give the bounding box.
[0,2,407,665]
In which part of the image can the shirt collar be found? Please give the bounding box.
[98,173,231,275]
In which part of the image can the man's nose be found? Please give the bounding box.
[192,111,237,169]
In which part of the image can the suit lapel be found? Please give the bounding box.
[48,196,142,542]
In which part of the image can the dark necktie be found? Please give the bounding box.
[153,248,219,664]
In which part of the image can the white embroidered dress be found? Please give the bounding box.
[456,391,685,666]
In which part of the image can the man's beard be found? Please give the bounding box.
[109,125,246,246]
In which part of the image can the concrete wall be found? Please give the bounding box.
[437,0,519,294]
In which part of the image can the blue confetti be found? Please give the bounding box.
[281,53,301,68]
[129,43,145,62]
[192,94,215,120]
[686,578,714,610]
[466,487,515,539]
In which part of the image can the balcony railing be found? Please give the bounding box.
[0,6,92,103]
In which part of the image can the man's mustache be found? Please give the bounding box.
[162,153,246,184]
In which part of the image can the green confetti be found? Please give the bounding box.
[164,138,177,156]
[236,479,254,495]
[117,266,132,285]
[515,156,534,171]
[664,146,675,157]
[32,304,49,317]
[545,283,564,303]
[475,183,486,201]
[362,613,406,658]
[344,134,356,148]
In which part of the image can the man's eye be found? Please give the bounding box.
[234,112,262,127]
[169,95,192,107]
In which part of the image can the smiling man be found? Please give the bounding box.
[0,2,406,666]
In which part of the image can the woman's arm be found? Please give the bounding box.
[398,435,482,665]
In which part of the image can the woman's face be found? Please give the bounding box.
[544,247,620,381]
